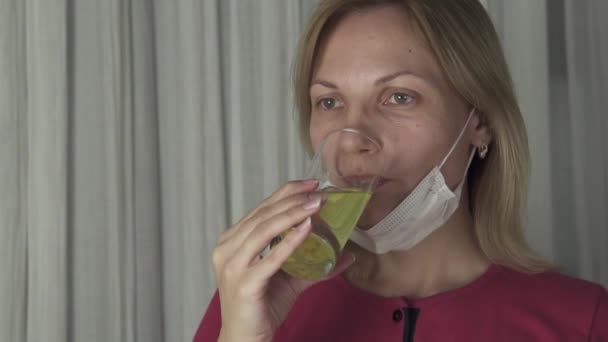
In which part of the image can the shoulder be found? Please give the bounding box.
[495,265,605,305]
[493,265,608,339]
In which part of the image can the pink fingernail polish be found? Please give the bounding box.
[296,217,311,231]
[303,198,321,210]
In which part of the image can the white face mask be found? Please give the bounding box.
[349,108,477,254]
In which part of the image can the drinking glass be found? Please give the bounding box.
[270,128,385,281]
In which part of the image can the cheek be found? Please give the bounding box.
[308,125,324,153]
[309,115,340,153]
[385,125,439,175]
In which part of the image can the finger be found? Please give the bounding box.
[211,242,234,280]
[322,253,356,280]
[247,217,313,282]
[242,180,319,223]
[221,190,324,248]
[270,252,355,290]
[217,180,319,245]
[252,245,356,295]
[265,179,320,206]
[233,191,324,249]
[232,198,321,267]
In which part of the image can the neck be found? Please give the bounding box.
[345,200,490,299]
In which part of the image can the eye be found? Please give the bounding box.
[384,92,416,105]
[316,97,344,110]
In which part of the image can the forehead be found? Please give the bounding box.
[312,5,443,86]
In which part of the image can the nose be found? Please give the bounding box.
[330,129,383,179]
[339,128,380,156]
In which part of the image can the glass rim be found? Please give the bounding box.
[309,128,385,192]
[317,128,382,152]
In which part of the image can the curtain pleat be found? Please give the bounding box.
[0,1,606,341]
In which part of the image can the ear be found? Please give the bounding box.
[470,110,492,148]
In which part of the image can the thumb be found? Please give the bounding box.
[286,253,356,292]
[324,252,356,280]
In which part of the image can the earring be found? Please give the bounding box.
[479,144,489,159]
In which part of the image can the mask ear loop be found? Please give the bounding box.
[453,148,477,196]
[438,107,478,195]
[439,107,477,170]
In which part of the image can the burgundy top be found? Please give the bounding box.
[194,264,608,341]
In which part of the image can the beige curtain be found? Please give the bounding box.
[1,0,311,341]
[0,0,606,341]
[1,1,68,341]
[485,0,608,284]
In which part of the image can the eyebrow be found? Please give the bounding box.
[310,70,433,89]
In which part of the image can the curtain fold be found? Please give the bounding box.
[154,0,228,339]
[486,0,556,260]
[563,0,608,285]
[1,1,28,341]
[0,1,606,341]
[24,0,70,341]
[154,1,310,339]
[486,0,608,285]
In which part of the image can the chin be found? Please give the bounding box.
[357,205,394,230]
[357,191,404,229]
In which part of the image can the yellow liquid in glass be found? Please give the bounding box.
[278,189,372,281]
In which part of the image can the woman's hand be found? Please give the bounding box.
[213,180,355,342]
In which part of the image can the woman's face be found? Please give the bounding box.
[309,5,489,228]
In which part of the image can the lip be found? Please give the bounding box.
[373,178,390,191]
[342,175,389,191]
[342,175,391,192]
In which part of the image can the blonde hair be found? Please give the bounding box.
[293,0,552,273]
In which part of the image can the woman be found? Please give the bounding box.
[195,0,608,341]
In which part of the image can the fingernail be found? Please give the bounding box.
[349,253,356,263]
[296,217,311,231]
[301,179,319,185]
[303,197,321,210]
[307,191,325,201]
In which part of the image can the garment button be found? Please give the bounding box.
[392,309,403,322]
